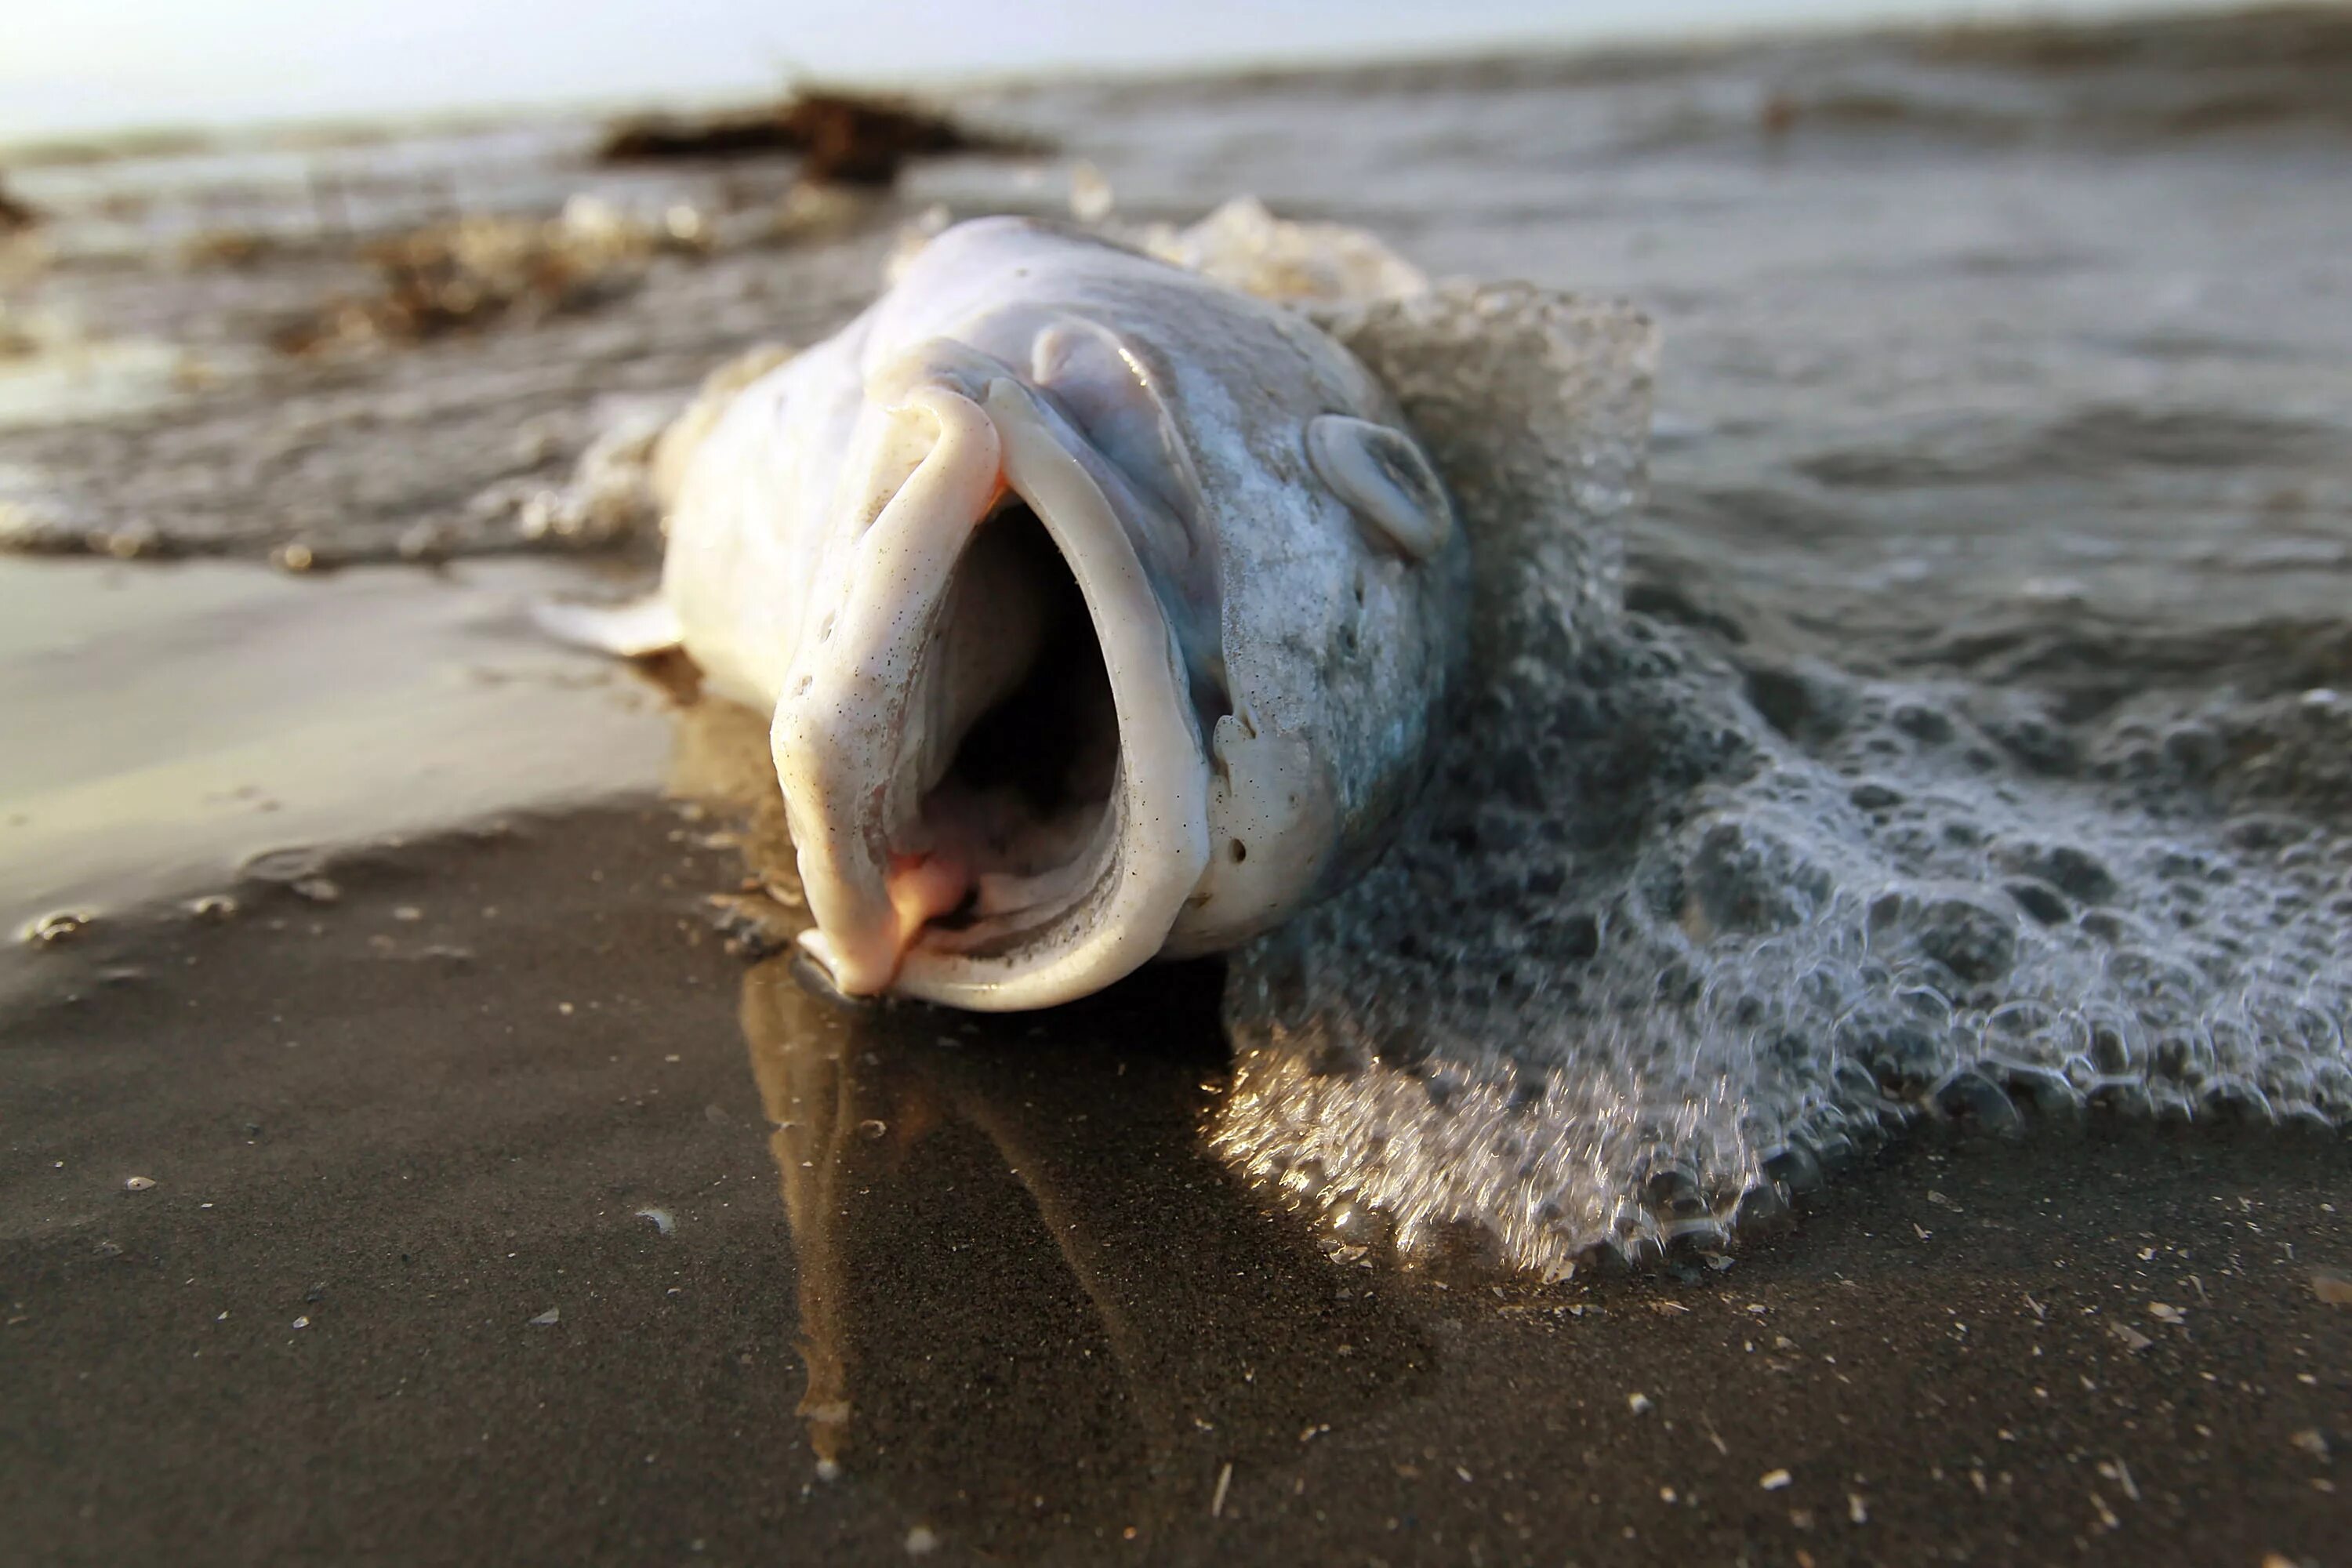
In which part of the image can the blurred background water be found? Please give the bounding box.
[0,0,2247,139]
[5,6,2345,632]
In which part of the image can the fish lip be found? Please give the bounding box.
[775,376,1211,1012]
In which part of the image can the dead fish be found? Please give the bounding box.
[563,217,1465,1009]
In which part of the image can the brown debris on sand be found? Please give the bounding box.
[0,174,38,231]
[274,198,704,354]
[599,89,1040,187]
[178,229,289,270]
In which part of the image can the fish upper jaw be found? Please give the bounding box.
[774,372,1213,1011]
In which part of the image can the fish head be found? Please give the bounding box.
[758,235,1459,1011]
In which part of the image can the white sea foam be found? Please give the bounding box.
[1209,256,2352,1279]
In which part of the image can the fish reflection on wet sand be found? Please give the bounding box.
[740,953,1425,1541]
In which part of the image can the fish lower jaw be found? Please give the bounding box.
[789,790,1212,1011]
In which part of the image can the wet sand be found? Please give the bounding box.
[0,556,673,936]
[3,804,2346,1565]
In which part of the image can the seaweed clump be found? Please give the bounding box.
[0,174,38,232]
[599,89,1038,187]
[274,197,704,354]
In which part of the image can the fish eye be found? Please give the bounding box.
[1304,413,1452,561]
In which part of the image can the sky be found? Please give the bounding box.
[0,0,2206,142]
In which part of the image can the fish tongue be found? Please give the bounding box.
[886,850,972,954]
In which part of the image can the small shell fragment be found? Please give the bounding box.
[22,910,93,946]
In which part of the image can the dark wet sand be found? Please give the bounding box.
[4,800,2345,1566]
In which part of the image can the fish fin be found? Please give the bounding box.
[1305,413,1453,562]
[531,593,684,658]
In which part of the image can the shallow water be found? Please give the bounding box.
[4,8,2352,1559]
[0,556,673,941]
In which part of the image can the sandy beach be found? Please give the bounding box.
[5,802,2345,1562]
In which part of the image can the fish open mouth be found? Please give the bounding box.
[775,378,1212,1010]
[902,500,1120,940]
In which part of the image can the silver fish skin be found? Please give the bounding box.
[662,216,1468,1010]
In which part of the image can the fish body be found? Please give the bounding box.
[662,217,1466,1009]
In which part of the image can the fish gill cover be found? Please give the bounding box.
[1210,244,2352,1280]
